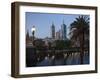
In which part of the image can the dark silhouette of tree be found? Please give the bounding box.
[69,15,89,64]
[55,40,71,49]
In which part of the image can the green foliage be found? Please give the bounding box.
[55,40,71,49]
[69,15,89,47]
[35,39,45,50]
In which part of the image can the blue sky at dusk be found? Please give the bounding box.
[25,12,87,39]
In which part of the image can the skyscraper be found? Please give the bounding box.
[61,20,67,40]
[51,22,55,39]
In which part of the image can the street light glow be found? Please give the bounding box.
[31,26,36,32]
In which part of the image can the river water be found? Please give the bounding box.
[36,52,89,66]
[26,47,89,67]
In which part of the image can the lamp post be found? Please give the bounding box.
[31,26,36,46]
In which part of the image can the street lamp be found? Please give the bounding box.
[31,26,36,46]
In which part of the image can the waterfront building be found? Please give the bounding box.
[56,30,61,40]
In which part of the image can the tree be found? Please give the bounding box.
[69,15,89,64]
[35,39,45,50]
[55,40,71,49]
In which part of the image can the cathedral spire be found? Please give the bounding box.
[52,21,54,26]
[26,29,29,38]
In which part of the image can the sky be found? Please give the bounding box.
[25,12,88,39]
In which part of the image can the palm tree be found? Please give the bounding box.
[69,15,89,64]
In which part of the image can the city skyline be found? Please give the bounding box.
[26,12,90,67]
[26,12,88,38]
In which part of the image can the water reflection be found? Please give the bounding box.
[36,52,89,66]
[26,47,89,67]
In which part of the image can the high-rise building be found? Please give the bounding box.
[51,22,55,39]
[56,30,60,40]
[61,20,67,40]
